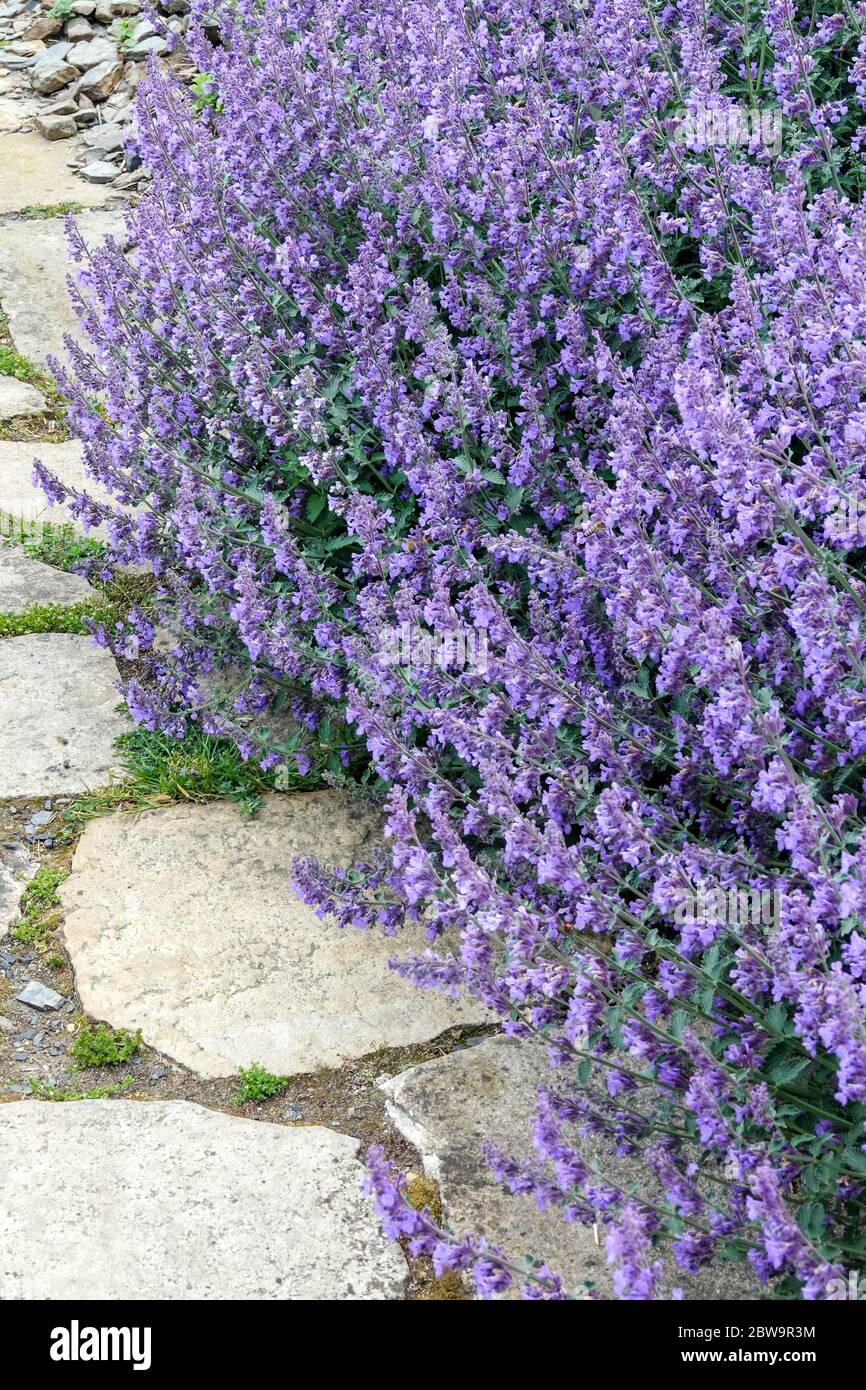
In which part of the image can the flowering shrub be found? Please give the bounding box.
[46,0,866,1297]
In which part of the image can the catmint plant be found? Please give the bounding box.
[43,0,866,1297]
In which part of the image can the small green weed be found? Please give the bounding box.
[22,524,107,572]
[61,724,288,836]
[233,1063,289,1104]
[0,343,40,384]
[18,202,83,221]
[12,866,66,944]
[0,599,117,639]
[71,1023,142,1069]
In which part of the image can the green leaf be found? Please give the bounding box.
[842,1147,866,1178]
[764,1002,791,1036]
[668,1009,690,1041]
[796,1201,826,1242]
[764,1042,811,1085]
[703,942,724,980]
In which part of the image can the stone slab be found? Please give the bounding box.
[0,130,111,213]
[0,374,47,419]
[60,793,488,1078]
[380,1036,762,1301]
[0,1101,408,1299]
[0,544,94,612]
[0,96,26,134]
[0,209,127,371]
[0,439,116,538]
[0,840,34,937]
[0,632,124,795]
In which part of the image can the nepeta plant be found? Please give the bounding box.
[43,0,866,1297]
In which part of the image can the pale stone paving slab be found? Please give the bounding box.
[0,1101,408,1299]
[0,97,24,134]
[60,793,490,1078]
[380,1036,763,1300]
[0,374,48,419]
[0,209,127,371]
[0,130,111,214]
[0,544,94,612]
[0,840,34,938]
[0,439,118,537]
[0,633,124,795]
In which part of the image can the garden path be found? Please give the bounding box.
[0,2,760,1302]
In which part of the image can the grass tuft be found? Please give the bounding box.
[12,865,67,944]
[64,724,317,835]
[114,727,285,811]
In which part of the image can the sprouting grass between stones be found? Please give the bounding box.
[70,1022,142,1070]
[0,310,69,441]
[11,864,67,944]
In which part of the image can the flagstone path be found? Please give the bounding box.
[0,633,125,795]
[0,439,115,534]
[0,375,47,421]
[0,1101,409,1299]
[0,209,128,369]
[0,545,93,611]
[0,1,760,1306]
[380,1036,763,1301]
[59,794,488,1077]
